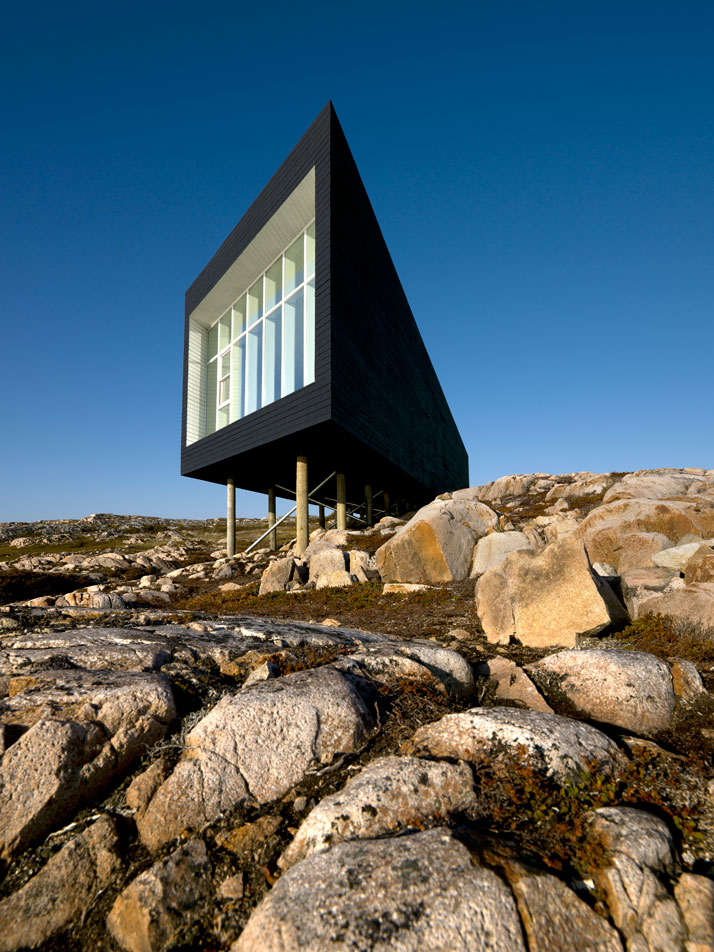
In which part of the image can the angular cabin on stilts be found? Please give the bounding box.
[181,102,468,555]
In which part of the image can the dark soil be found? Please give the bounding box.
[0,570,91,606]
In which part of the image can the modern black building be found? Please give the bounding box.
[181,102,468,553]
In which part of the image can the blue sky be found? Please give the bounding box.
[1,1,712,521]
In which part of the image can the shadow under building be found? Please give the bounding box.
[181,102,468,555]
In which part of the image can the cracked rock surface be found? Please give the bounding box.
[137,664,378,851]
[527,649,676,736]
[279,755,476,869]
[0,483,713,951]
[234,828,527,952]
[402,707,623,780]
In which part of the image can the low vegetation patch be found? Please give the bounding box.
[563,490,608,514]
[174,579,480,641]
[497,491,553,522]
[0,536,116,561]
[0,570,91,606]
[467,745,705,876]
[655,692,714,766]
[614,613,714,667]
[342,529,394,555]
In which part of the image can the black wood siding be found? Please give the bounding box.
[181,103,468,502]
[327,110,468,496]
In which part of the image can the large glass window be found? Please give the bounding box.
[284,234,304,295]
[305,279,315,385]
[230,337,244,423]
[246,324,263,415]
[232,296,246,338]
[206,359,217,436]
[247,278,263,327]
[264,307,282,405]
[202,223,316,436]
[265,259,282,312]
[283,287,304,396]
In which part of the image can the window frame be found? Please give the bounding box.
[204,220,316,435]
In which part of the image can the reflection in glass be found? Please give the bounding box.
[219,352,230,405]
[265,259,282,313]
[206,359,217,434]
[232,296,246,339]
[202,222,315,435]
[306,222,315,277]
[247,278,263,326]
[246,324,263,414]
[264,306,282,406]
[230,339,244,422]
[284,235,304,294]
[305,280,315,385]
[219,313,231,351]
[208,324,218,359]
[283,287,304,396]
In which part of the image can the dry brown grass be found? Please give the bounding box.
[463,744,704,877]
[614,613,714,666]
[174,579,481,642]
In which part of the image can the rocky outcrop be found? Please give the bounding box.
[474,473,559,502]
[107,839,212,952]
[669,659,707,702]
[335,640,474,696]
[475,656,554,712]
[575,498,714,572]
[475,536,628,647]
[545,472,619,502]
[674,873,714,951]
[375,498,498,583]
[0,817,121,951]
[636,584,714,628]
[528,649,676,736]
[137,664,378,851]
[348,549,378,582]
[684,546,714,583]
[279,756,477,869]
[403,707,622,780]
[309,546,348,580]
[471,530,534,575]
[652,541,714,571]
[584,807,686,952]
[235,829,527,952]
[602,471,710,502]
[0,626,174,673]
[504,862,624,952]
[258,557,298,594]
[0,671,175,860]
[315,568,355,589]
[1,491,713,951]
[619,566,681,617]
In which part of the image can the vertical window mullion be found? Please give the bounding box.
[303,229,308,381]
[240,341,244,418]
[260,271,268,407]
[215,356,219,432]
[281,248,286,397]
[203,353,208,436]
